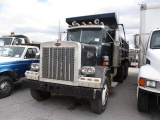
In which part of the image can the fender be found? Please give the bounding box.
[138,64,160,83]
[93,66,111,84]
[0,60,39,78]
[93,66,110,77]
[137,64,160,95]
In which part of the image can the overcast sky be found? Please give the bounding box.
[0,0,159,44]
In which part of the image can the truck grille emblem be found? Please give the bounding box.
[55,43,61,46]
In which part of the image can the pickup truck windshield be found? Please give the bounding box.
[67,28,102,44]
[0,46,25,58]
[0,38,12,46]
[150,30,160,49]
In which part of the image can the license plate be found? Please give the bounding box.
[131,62,138,66]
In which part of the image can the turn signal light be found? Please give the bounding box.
[80,78,85,80]
[87,78,92,81]
[102,62,108,66]
[94,79,99,82]
[139,78,145,86]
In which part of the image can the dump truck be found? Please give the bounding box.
[137,3,160,112]
[23,13,129,113]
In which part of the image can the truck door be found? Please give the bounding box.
[18,48,38,77]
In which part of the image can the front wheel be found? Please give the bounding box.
[0,76,14,99]
[137,89,149,112]
[30,89,51,101]
[90,84,109,114]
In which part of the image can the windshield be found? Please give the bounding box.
[0,38,12,46]
[0,46,25,58]
[67,28,102,44]
[150,31,160,49]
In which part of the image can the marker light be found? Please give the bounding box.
[139,78,145,87]
[75,23,79,26]
[102,62,109,66]
[88,22,92,25]
[100,22,104,25]
[82,22,86,25]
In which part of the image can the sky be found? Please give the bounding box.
[0,0,159,44]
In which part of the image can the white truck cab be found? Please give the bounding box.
[0,34,30,46]
[137,3,160,112]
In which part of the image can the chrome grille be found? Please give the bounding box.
[42,47,75,81]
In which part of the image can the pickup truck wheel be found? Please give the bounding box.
[30,89,51,101]
[137,89,149,112]
[90,84,108,114]
[0,76,14,99]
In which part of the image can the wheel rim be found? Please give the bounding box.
[0,81,11,94]
[102,84,108,105]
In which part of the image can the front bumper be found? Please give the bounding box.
[23,79,102,99]
[138,87,160,95]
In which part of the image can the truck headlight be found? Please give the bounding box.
[31,63,39,70]
[146,80,156,88]
[81,67,95,75]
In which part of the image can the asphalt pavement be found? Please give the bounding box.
[0,68,160,120]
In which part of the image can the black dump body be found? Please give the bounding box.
[66,12,118,29]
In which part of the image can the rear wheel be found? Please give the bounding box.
[90,84,109,114]
[123,63,129,79]
[30,89,51,101]
[137,89,149,112]
[117,65,123,83]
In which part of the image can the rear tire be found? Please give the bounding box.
[30,89,51,101]
[137,89,149,112]
[90,84,109,114]
[124,63,129,79]
[117,65,123,83]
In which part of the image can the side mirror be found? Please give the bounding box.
[35,53,40,59]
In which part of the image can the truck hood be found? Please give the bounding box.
[146,49,160,72]
[138,64,160,82]
[0,57,21,64]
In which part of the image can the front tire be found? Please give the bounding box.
[90,84,109,114]
[0,76,14,99]
[137,89,149,112]
[30,89,51,101]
